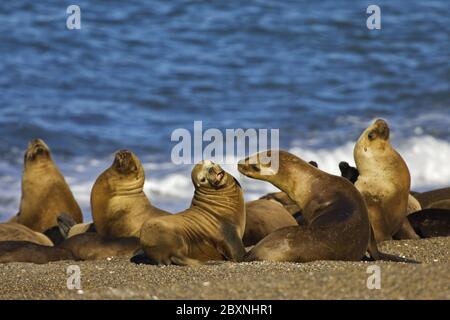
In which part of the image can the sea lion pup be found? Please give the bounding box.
[138,160,246,266]
[238,150,373,263]
[412,187,450,208]
[0,241,75,264]
[0,223,53,246]
[243,200,297,246]
[354,119,420,242]
[91,150,170,238]
[339,161,360,184]
[13,139,83,233]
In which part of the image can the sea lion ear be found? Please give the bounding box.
[233,177,242,189]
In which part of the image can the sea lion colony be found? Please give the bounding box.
[0,119,449,265]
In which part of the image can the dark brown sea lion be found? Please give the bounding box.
[243,199,297,246]
[354,119,419,242]
[407,209,450,238]
[238,150,373,262]
[14,139,83,233]
[91,150,170,238]
[138,160,246,265]
[0,223,53,246]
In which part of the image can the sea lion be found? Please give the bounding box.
[238,150,373,262]
[412,187,450,208]
[339,161,422,215]
[353,120,420,242]
[427,199,450,210]
[0,241,75,264]
[0,223,53,246]
[407,208,450,238]
[138,160,246,265]
[258,161,318,216]
[243,199,297,246]
[91,150,170,238]
[59,233,140,260]
[0,232,140,264]
[15,139,83,233]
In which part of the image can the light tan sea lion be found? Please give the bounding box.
[354,119,419,242]
[238,150,374,262]
[91,150,169,238]
[243,199,298,246]
[138,160,246,265]
[0,223,53,246]
[15,139,82,233]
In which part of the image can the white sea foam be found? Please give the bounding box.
[1,135,449,221]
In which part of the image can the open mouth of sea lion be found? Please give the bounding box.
[207,165,226,187]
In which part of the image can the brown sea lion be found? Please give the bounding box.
[258,161,318,216]
[243,199,297,246]
[0,241,75,264]
[427,199,450,210]
[412,187,450,208]
[354,119,419,242]
[13,139,83,233]
[238,150,374,262]
[59,233,140,260]
[138,160,246,265]
[91,150,170,238]
[0,223,53,246]
[0,232,140,264]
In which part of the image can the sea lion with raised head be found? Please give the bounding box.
[339,161,422,215]
[91,150,170,238]
[238,150,375,262]
[0,223,53,246]
[354,119,420,242]
[138,160,246,265]
[14,139,83,233]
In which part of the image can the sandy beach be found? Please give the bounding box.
[0,237,448,300]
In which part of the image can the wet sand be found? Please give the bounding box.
[0,237,448,300]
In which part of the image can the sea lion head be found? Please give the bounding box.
[24,139,52,166]
[238,150,302,184]
[111,150,143,178]
[358,119,390,147]
[191,160,229,189]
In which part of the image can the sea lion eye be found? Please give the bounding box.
[368,132,376,140]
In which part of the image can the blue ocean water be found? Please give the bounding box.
[0,1,449,220]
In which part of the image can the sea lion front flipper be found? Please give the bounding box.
[393,217,421,240]
[219,222,246,262]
